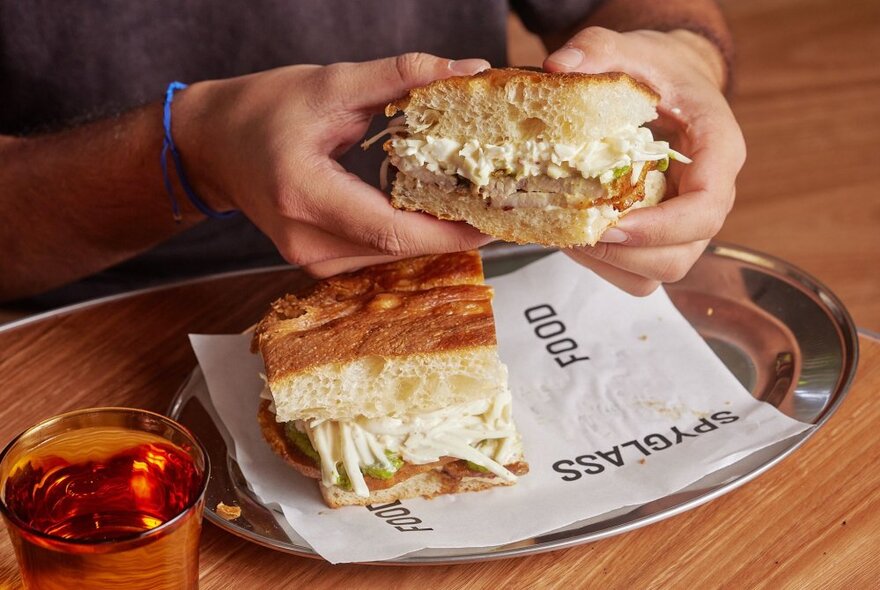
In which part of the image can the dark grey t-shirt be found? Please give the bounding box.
[1,0,600,308]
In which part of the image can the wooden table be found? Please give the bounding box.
[717,0,880,333]
[0,268,877,588]
[1,0,877,586]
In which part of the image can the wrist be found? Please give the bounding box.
[668,29,728,91]
[168,81,236,214]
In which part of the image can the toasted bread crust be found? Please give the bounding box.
[252,251,484,348]
[258,400,529,507]
[321,460,530,508]
[386,68,660,116]
[252,252,497,387]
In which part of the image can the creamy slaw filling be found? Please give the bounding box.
[264,387,520,498]
[385,125,690,187]
[362,124,691,187]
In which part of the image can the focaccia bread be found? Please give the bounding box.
[364,68,687,247]
[253,251,528,508]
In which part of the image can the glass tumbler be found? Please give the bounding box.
[0,407,209,590]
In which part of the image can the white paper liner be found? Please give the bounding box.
[190,252,811,563]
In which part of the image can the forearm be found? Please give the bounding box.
[0,102,203,301]
[0,53,496,301]
[544,0,732,90]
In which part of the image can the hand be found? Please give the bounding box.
[174,54,493,277]
[544,28,746,295]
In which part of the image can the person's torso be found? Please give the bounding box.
[1,0,597,308]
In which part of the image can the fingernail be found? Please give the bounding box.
[449,59,490,75]
[599,228,628,243]
[547,47,584,69]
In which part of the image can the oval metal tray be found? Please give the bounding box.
[167,242,859,564]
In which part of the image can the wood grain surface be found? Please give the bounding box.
[717,0,880,333]
[1,0,879,588]
[0,266,877,589]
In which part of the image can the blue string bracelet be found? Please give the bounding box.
[161,81,238,222]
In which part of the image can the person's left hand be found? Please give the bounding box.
[544,27,746,296]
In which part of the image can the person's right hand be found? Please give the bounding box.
[173,54,493,277]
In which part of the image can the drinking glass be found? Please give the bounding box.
[0,407,210,590]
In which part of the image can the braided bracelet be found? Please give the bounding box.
[161,81,237,222]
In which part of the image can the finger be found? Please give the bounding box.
[603,96,742,247]
[289,160,494,256]
[603,185,735,247]
[304,255,402,279]
[544,28,745,249]
[544,28,638,77]
[607,108,742,247]
[266,219,388,267]
[563,250,661,297]
[544,28,611,69]
[329,53,490,112]
[572,240,709,283]
[676,105,747,194]
[543,27,722,126]
[601,88,742,247]
[545,28,745,165]
[544,28,680,106]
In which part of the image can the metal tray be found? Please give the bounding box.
[167,242,859,564]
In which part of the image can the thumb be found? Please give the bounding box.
[340,53,490,112]
[543,28,670,104]
[543,27,626,75]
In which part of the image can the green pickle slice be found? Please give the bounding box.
[466,461,490,473]
[333,452,402,491]
[283,422,320,462]
[612,165,632,179]
[363,451,404,480]
[336,465,352,491]
[467,439,497,473]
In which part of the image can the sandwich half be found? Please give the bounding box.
[364,68,689,247]
[253,251,528,508]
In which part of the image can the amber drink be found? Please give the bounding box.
[0,408,209,590]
